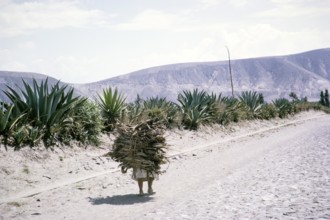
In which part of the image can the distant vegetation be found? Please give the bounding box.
[319,89,330,107]
[0,78,329,150]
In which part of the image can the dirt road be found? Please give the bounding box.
[1,112,330,219]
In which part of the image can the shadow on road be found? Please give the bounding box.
[88,194,154,205]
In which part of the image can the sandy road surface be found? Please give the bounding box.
[144,116,330,220]
[1,112,330,219]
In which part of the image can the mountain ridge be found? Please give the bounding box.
[1,48,330,102]
[75,48,330,102]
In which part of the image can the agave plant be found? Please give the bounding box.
[238,91,264,119]
[124,103,144,124]
[0,104,15,133]
[11,125,29,148]
[142,97,178,127]
[0,103,25,148]
[5,79,85,127]
[213,96,241,125]
[259,103,277,120]
[97,87,126,131]
[8,124,43,149]
[65,100,103,146]
[4,78,86,147]
[177,89,215,130]
[272,98,293,118]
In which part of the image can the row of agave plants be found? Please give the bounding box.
[0,79,327,149]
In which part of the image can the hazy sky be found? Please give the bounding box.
[1,0,329,83]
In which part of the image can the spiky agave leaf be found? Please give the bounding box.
[143,97,179,127]
[0,102,27,149]
[97,87,126,131]
[177,89,215,130]
[273,98,294,118]
[3,78,86,147]
[238,91,264,119]
[0,104,26,132]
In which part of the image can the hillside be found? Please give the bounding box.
[0,71,78,102]
[1,48,330,102]
[75,48,330,102]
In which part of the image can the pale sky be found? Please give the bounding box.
[0,0,329,83]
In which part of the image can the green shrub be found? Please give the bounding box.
[59,100,103,146]
[123,96,179,128]
[3,78,86,147]
[124,102,144,124]
[177,89,215,130]
[320,105,330,113]
[213,96,241,125]
[238,91,264,119]
[259,103,277,120]
[142,97,179,127]
[11,126,26,147]
[97,87,126,131]
[27,125,43,146]
[0,103,25,148]
[273,98,294,118]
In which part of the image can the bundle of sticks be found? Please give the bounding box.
[107,120,168,175]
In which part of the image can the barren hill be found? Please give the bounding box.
[1,48,330,102]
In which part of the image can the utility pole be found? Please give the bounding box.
[226,46,234,98]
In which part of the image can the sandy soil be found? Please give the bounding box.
[0,111,329,219]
